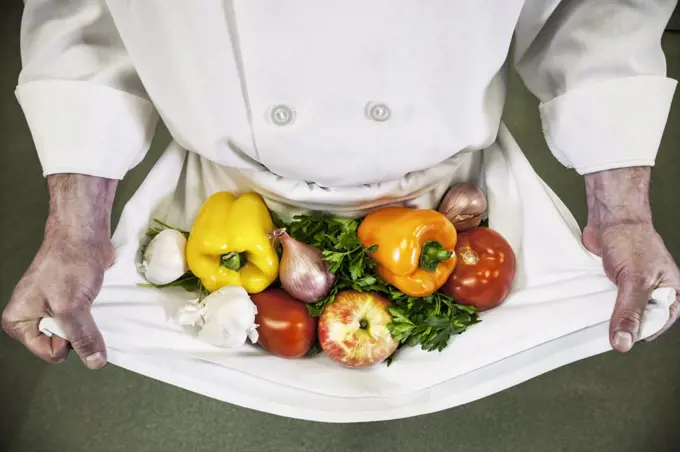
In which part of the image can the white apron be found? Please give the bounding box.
[39,123,674,423]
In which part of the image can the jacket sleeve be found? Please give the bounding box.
[514,0,678,174]
[16,0,158,179]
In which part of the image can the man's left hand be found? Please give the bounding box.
[583,167,680,352]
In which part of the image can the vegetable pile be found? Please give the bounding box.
[138,182,517,368]
[282,213,479,352]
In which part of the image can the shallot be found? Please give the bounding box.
[269,228,335,303]
[438,182,488,231]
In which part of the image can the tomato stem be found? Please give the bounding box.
[460,249,480,266]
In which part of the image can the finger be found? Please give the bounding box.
[644,268,680,342]
[51,335,71,357]
[24,328,68,363]
[2,315,68,364]
[609,280,652,353]
[56,309,107,370]
[645,297,680,342]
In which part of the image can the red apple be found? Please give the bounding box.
[318,291,398,368]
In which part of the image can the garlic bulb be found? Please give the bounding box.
[438,183,488,231]
[142,229,189,285]
[175,285,259,349]
[269,229,335,303]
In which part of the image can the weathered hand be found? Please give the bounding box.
[1,174,117,369]
[583,167,680,352]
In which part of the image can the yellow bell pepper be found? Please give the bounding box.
[186,191,279,294]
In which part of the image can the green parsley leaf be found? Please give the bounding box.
[138,271,207,297]
[145,219,190,240]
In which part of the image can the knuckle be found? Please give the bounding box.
[70,333,101,355]
[614,307,643,331]
[51,289,96,317]
[51,301,80,317]
[620,271,656,290]
[1,308,16,336]
[638,274,659,289]
[66,277,99,304]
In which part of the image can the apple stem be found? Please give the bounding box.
[359,319,368,329]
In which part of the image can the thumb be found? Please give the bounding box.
[56,309,107,370]
[609,279,652,353]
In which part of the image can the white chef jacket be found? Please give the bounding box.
[15,0,678,187]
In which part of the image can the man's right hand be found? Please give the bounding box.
[1,174,118,369]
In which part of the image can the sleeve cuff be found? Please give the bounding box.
[15,80,158,180]
[539,76,677,175]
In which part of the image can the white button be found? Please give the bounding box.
[366,102,391,122]
[270,105,295,126]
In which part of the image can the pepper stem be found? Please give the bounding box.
[221,251,249,271]
[419,240,454,272]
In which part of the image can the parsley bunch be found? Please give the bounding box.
[386,289,479,352]
[284,214,480,352]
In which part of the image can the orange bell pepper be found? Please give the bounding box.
[357,207,458,297]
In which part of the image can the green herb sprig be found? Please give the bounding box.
[138,271,207,296]
[145,219,190,240]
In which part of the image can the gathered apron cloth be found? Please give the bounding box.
[40,123,674,423]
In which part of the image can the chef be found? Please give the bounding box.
[3,0,680,372]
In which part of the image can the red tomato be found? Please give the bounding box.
[439,227,516,311]
[250,289,317,359]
